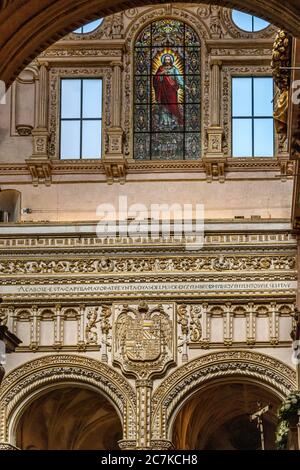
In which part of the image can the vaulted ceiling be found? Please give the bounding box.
[0,0,299,85]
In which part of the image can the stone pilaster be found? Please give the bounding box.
[136,379,152,449]
[204,60,226,182]
[103,61,127,184]
[26,61,52,186]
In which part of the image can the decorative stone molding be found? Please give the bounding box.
[149,439,175,450]
[0,254,295,276]
[26,157,52,187]
[16,125,33,136]
[103,127,127,184]
[0,442,19,450]
[203,157,226,183]
[151,350,296,440]
[118,439,137,450]
[26,62,52,186]
[0,354,136,443]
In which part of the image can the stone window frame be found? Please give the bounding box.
[123,8,210,163]
[48,67,112,160]
[221,9,277,40]
[222,65,279,159]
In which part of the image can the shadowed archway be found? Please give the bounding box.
[16,386,122,450]
[0,354,136,445]
[172,381,281,450]
[0,1,299,85]
[151,351,296,442]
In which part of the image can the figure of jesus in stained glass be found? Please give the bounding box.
[153,53,184,130]
[134,19,201,160]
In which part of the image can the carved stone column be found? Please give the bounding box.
[0,319,22,385]
[26,61,52,186]
[204,59,226,182]
[103,61,127,184]
[136,379,152,449]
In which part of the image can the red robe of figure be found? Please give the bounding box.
[153,54,184,126]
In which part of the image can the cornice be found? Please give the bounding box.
[206,39,274,50]
[0,158,293,179]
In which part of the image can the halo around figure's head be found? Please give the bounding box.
[161,53,174,65]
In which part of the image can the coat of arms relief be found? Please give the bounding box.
[113,301,176,378]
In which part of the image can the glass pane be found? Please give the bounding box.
[185,25,200,46]
[232,11,253,31]
[61,79,81,119]
[185,133,200,159]
[135,24,151,47]
[186,76,201,103]
[254,119,274,157]
[135,49,151,75]
[232,78,252,117]
[186,105,200,131]
[60,120,81,159]
[134,105,150,132]
[253,77,273,116]
[232,118,252,157]
[151,48,184,75]
[82,79,102,118]
[151,133,184,160]
[135,76,150,104]
[82,19,102,33]
[82,120,102,158]
[253,17,270,31]
[152,104,184,132]
[185,48,201,74]
[152,19,184,47]
[134,134,150,160]
[152,74,185,104]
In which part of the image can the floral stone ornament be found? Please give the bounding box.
[276,391,300,449]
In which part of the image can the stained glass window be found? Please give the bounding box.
[134,19,201,161]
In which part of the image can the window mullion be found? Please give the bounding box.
[80,79,83,159]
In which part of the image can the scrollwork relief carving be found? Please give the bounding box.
[0,254,294,275]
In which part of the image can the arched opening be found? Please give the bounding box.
[0,189,21,222]
[15,386,123,450]
[172,381,281,450]
[133,18,201,161]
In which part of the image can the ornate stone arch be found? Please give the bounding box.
[0,354,136,445]
[151,350,296,440]
[1,1,300,86]
[123,5,211,158]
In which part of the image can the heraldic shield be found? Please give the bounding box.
[113,301,176,377]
